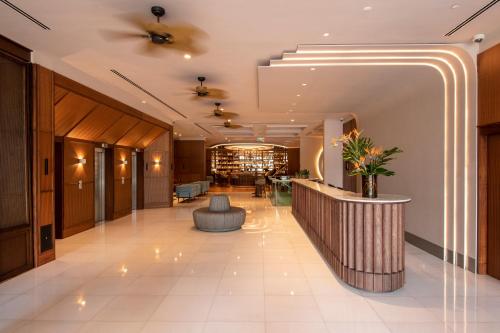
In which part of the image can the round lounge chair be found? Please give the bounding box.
[193,195,246,232]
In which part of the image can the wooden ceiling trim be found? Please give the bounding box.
[116,121,154,147]
[54,86,69,105]
[54,92,99,137]
[135,126,166,148]
[54,72,172,131]
[66,105,123,142]
[97,115,140,145]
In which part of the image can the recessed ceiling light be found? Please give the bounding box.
[225,137,228,140]
[310,67,316,71]
[291,103,297,106]
[174,132,177,135]
[290,119,295,122]
[288,109,294,112]
[141,100,147,104]
[322,32,330,37]
[301,83,308,86]
[183,54,191,59]
[451,4,460,9]
[363,6,373,11]
[296,94,301,97]
[178,133,182,137]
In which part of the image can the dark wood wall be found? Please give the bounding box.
[32,65,55,265]
[287,148,300,175]
[0,35,33,282]
[343,119,357,192]
[478,43,500,278]
[174,140,206,184]
[144,131,173,208]
[113,147,132,219]
[55,139,95,238]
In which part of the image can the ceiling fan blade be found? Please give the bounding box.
[162,40,206,56]
[222,111,239,118]
[99,29,148,41]
[137,40,165,58]
[206,88,228,99]
[164,23,208,40]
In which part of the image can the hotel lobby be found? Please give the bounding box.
[1,1,500,332]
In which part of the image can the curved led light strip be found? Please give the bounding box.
[316,147,324,180]
[269,47,474,270]
[286,46,473,269]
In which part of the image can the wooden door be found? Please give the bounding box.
[0,44,33,281]
[487,133,500,279]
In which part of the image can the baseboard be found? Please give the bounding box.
[405,231,476,272]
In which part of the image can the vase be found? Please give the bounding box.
[362,175,377,198]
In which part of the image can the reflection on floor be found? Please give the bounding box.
[208,185,256,193]
[0,193,499,332]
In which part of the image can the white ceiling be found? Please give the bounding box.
[0,0,498,146]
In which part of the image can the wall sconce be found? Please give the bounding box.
[122,160,128,166]
[154,160,161,166]
[77,158,87,165]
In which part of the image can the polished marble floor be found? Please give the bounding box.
[1,193,500,332]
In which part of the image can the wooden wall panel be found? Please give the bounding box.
[55,139,95,238]
[478,44,500,276]
[116,121,154,147]
[0,40,33,282]
[98,115,139,145]
[144,131,173,208]
[487,133,500,279]
[478,43,500,126]
[174,140,206,184]
[66,105,122,141]
[54,92,98,136]
[32,65,55,266]
[113,147,132,219]
[287,148,300,175]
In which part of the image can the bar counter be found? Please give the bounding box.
[292,179,411,292]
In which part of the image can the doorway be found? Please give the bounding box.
[95,148,106,222]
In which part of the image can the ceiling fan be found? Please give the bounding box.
[214,119,243,129]
[205,102,238,119]
[100,6,207,57]
[191,77,228,99]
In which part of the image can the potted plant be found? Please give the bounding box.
[332,129,402,198]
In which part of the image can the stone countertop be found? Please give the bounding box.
[292,179,411,204]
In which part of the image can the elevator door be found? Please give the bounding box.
[132,152,137,210]
[95,148,105,222]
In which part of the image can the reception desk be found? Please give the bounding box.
[292,179,411,292]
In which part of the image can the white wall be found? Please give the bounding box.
[357,67,446,248]
[299,136,323,179]
[323,119,344,187]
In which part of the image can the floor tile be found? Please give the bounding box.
[150,295,213,321]
[94,295,163,321]
[208,295,265,321]
[265,295,323,322]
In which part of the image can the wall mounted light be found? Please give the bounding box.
[154,160,161,166]
[122,160,128,165]
[77,158,86,165]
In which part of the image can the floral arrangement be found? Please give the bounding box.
[332,129,402,177]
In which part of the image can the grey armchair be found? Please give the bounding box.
[193,195,246,232]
